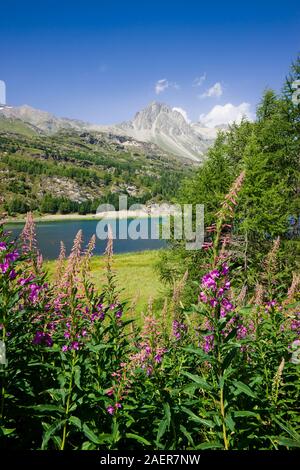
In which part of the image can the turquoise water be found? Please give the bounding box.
[6,218,167,260]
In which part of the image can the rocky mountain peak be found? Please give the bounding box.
[0,101,218,162]
[131,101,188,132]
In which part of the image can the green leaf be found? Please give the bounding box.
[156,402,171,444]
[277,437,300,448]
[181,347,215,364]
[273,417,300,441]
[74,365,81,390]
[222,347,238,370]
[125,433,151,446]
[69,402,78,413]
[86,344,111,353]
[58,374,66,389]
[82,424,111,445]
[82,441,95,450]
[233,380,257,398]
[238,306,254,314]
[24,404,64,413]
[181,407,215,428]
[0,427,15,436]
[69,416,82,430]
[179,425,194,446]
[225,415,235,432]
[213,414,222,427]
[156,417,168,443]
[182,371,212,391]
[163,402,171,427]
[41,420,65,450]
[196,441,224,450]
[218,375,225,389]
[52,435,62,449]
[233,411,260,418]
[112,419,120,443]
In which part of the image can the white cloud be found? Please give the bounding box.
[193,73,206,87]
[155,79,179,95]
[172,107,190,123]
[200,82,223,98]
[155,79,168,94]
[199,102,253,128]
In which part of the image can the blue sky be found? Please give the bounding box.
[0,0,299,125]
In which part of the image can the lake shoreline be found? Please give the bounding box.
[6,215,168,260]
[3,207,179,225]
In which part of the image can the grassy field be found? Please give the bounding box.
[44,249,167,317]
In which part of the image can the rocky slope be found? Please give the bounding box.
[112,102,211,162]
[0,105,91,134]
[0,122,192,215]
[0,102,218,162]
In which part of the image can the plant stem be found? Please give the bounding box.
[0,323,6,421]
[212,219,223,267]
[0,377,5,421]
[60,352,76,450]
[220,386,229,450]
[217,344,229,450]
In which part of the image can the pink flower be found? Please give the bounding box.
[18,275,35,285]
[265,300,277,311]
[221,263,229,275]
[199,291,208,303]
[0,262,9,274]
[147,366,153,376]
[172,320,187,340]
[220,308,226,317]
[291,316,300,334]
[201,274,216,290]
[5,250,19,262]
[203,334,214,353]
[222,298,234,312]
[71,341,80,350]
[33,331,53,347]
[28,284,43,303]
[116,310,122,319]
[107,405,115,415]
[237,325,248,340]
[202,241,213,250]
[210,269,220,279]
[217,287,225,297]
[154,354,162,364]
[9,269,17,280]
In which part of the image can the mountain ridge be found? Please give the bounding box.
[0,102,218,162]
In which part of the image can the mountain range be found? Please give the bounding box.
[0,102,219,162]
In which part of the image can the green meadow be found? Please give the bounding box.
[44,249,167,316]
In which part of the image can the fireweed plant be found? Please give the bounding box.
[178,172,300,450]
[0,181,299,450]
